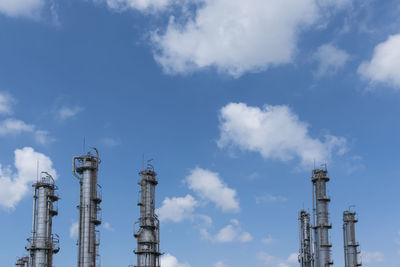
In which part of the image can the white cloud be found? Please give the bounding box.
[0,119,53,144]
[218,103,347,167]
[103,0,176,12]
[0,0,45,18]
[152,0,321,77]
[58,106,83,120]
[256,194,288,204]
[103,221,114,231]
[261,235,275,245]
[214,261,228,267]
[0,147,57,209]
[360,251,385,264]
[201,219,252,243]
[313,44,350,76]
[0,92,15,115]
[258,252,298,267]
[358,34,400,89]
[102,137,121,147]
[157,194,198,222]
[69,221,79,238]
[161,253,190,267]
[186,167,239,213]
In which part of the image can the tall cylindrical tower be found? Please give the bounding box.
[134,164,161,267]
[73,148,102,267]
[26,172,60,267]
[343,210,361,267]
[16,256,29,267]
[312,168,333,267]
[299,210,314,267]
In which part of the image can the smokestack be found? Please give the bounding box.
[312,168,333,267]
[133,162,161,267]
[26,172,60,267]
[343,210,361,267]
[73,148,102,267]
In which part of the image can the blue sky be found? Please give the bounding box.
[1,0,400,266]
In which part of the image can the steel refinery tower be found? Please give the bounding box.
[299,210,313,267]
[312,168,333,267]
[26,172,60,267]
[133,163,161,267]
[73,148,102,267]
[343,210,361,267]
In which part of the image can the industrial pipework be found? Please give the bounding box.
[312,168,333,267]
[299,210,314,267]
[73,148,102,267]
[343,210,361,267]
[26,172,60,267]
[133,163,161,267]
[15,256,29,267]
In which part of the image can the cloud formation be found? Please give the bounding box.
[201,219,252,243]
[0,92,15,115]
[58,106,83,120]
[313,44,350,77]
[358,34,400,89]
[258,252,298,267]
[104,0,176,12]
[360,251,385,264]
[186,167,239,213]
[69,221,79,238]
[0,147,57,209]
[157,194,198,222]
[218,103,347,166]
[0,0,45,18]
[0,118,53,144]
[161,253,190,267]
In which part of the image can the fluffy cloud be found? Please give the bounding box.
[258,252,298,267]
[201,219,252,243]
[0,118,53,144]
[313,44,350,76]
[186,167,239,213]
[358,34,400,89]
[0,92,15,115]
[161,253,190,267]
[58,106,83,120]
[360,251,385,264]
[152,0,320,77]
[103,0,176,12]
[218,103,347,167]
[0,147,57,209]
[69,221,79,238]
[157,194,198,222]
[214,262,228,267]
[0,0,45,18]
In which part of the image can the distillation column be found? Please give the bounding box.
[26,172,60,267]
[16,256,29,267]
[134,165,161,267]
[312,168,333,267]
[73,148,102,267]
[343,210,361,267]
[299,210,314,267]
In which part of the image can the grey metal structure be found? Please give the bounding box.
[343,210,361,267]
[26,172,60,267]
[312,168,333,267]
[133,164,161,267]
[299,210,314,267]
[16,256,29,267]
[73,148,102,267]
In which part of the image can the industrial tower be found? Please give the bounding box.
[299,210,314,267]
[73,148,102,267]
[26,172,60,267]
[133,164,161,267]
[343,210,361,267]
[15,256,29,267]
[312,168,333,267]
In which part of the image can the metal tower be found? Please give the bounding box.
[133,164,161,267]
[73,148,102,267]
[312,168,333,267]
[299,210,314,267]
[26,172,60,267]
[343,210,361,267]
[16,256,29,267]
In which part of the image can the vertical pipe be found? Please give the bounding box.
[134,165,161,267]
[312,168,333,267]
[343,210,361,267]
[73,149,101,267]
